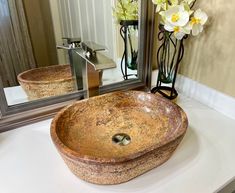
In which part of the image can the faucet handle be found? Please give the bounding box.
[62,37,81,44]
[81,41,106,57]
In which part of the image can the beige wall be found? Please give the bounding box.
[49,0,67,65]
[179,0,235,98]
[152,1,235,98]
[23,0,58,67]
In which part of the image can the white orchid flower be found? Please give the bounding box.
[152,0,167,12]
[181,2,194,15]
[164,22,190,40]
[113,0,138,22]
[182,0,195,5]
[152,0,178,12]
[190,9,208,36]
[161,5,190,27]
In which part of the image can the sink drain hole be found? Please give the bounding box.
[112,133,131,146]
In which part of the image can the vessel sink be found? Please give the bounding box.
[17,64,75,100]
[50,91,188,184]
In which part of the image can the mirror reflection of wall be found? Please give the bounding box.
[0,0,77,106]
[53,0,139,84]
[0,0,139,106]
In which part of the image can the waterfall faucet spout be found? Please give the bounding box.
[57,40,116,97]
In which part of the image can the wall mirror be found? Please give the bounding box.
[0,0,154,132]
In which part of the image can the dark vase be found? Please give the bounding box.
[120,20,138,80]
[151,25,187,100]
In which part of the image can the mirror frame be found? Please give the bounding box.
[0,0,154,132]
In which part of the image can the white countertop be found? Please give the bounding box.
[3,61,137,106]
[4,86,28,106]
[0,95,235,193]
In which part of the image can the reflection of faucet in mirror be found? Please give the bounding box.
[57,40,116,97]
[0,0,151,132]
[0,0,141,107]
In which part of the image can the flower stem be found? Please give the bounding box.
[190,0,197,8]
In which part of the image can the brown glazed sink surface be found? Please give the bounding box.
[17,64,75,100]
[51,91,188,184]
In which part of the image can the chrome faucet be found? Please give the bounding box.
[57,39,116,97]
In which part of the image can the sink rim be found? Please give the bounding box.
[17,64,73,84]
[50,91,188,164]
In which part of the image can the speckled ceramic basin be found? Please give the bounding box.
[17,64,75,100]
[50,91,188,185]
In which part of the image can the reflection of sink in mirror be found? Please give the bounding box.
[51,91,188,185]
[17,65,76,100]
[1,0,139,106]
